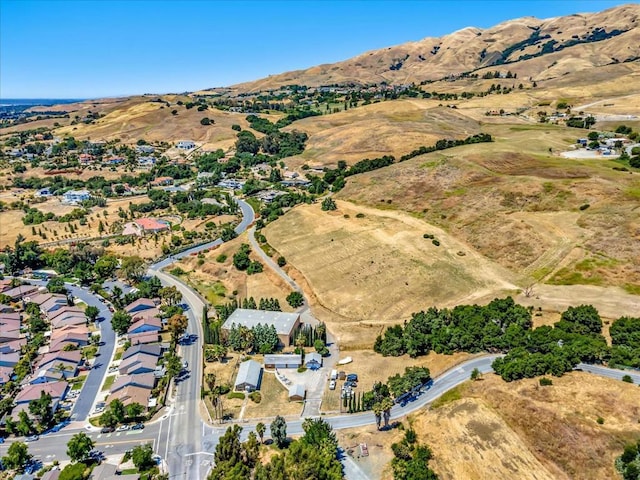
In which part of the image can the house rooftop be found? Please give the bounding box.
[223,309,300,336]
[234,359,262,390]
[124,298,156,314]
[122,343,162,360]
[15,380,68,403]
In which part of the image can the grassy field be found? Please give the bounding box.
[264,201,515,347]
[337,371,640,480]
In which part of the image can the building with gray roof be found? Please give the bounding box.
[234,359,262,392]
[222,309,301,347]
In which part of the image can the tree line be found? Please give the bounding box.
[374,298,637,381]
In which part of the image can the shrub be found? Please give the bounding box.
[596,416,604,424]
[249,391,261,403]
[356,213,365,218]
[216,254,227,263]
[228,392,245,400]
[277,256,286,267]
[579,204,590,211]
[423,233,434,239]
[432,239,440,246]
[169,267,186,276]
[622,374,634,383]
[297,367,307,373]
[539,377,553,386]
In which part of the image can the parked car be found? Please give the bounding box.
[25,435,39,442]
[346,373,358,382]
[131,423,145,430]
[100,426,115,433]
[182,361,189,369]
[329,380,336,390]
[116,425,130,432]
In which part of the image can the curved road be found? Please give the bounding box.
[6,199,640,478]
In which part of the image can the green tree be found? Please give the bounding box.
[94,255,118,278]
[85,305,100,323]
[470,367,481,381]
[111,310,132,335]
[66,432,95,462]
[120,255,146,282]
[321,197,337,211]
[126,402,145,419]
[132,443,155,471]
[59,462,87,480]
[286,291,304,308]
[109,398,126,422]
[29,391,54,430]
[256,422,266,444]
[47,276,67,294]
[165,352,183,379]
[270,415,287,448]
[2,441,31,472]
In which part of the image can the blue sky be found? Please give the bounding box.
[0,0,627,98]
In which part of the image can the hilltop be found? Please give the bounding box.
[229,4,640,93]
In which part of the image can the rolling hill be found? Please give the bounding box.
[230,4,640,93]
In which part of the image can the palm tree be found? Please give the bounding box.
[373,402,382,430]
[256,422,266,444]
[381,397,394,429]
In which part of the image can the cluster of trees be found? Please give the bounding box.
[609,316,640,368]
[374,298,615,381]
[390,429,439,480]
[617,440,640,480]
[227,322,279,354]
[232,243,263,274]
[374,297,532,357]
[235,118,309,161]
[22,206,57,225]
[387,366,431,398]
[317,134,493,194]
[398,133,493,162]
[258,192,313,223]
[208,417,342,480]
[4,391,59,436]
[99,398,145,427]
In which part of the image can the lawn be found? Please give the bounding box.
[101,374,116,391]
[70,375,87,391]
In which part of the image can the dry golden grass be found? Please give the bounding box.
[242,371,302,420]
[321,350,473,413]
[338,372,640,480]
[264,201,515,347]
[172,232,294,308]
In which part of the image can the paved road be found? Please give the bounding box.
[19,281,116,422]
[67,285,116,422]
[248,225,300,294]
[577,363,640,383]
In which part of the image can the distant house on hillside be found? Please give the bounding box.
[176,140,195,150]
[122,218,170,236]
[62,189,91,204]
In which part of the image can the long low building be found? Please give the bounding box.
[264,354,302,369]
[222,309,301,347]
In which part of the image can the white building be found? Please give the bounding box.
[62,190,91,204]
[176,140,196,150]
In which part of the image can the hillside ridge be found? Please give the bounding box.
[227,4,640,92]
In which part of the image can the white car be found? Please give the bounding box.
[329,380,336,390]
[116,425,130,432]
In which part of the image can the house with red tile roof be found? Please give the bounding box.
[122,218,170,236]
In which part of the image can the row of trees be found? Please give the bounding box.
[617,439,640,480]
[208,417,342,480]
[374,298,622,381]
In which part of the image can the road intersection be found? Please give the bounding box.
[3,199,640,479]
